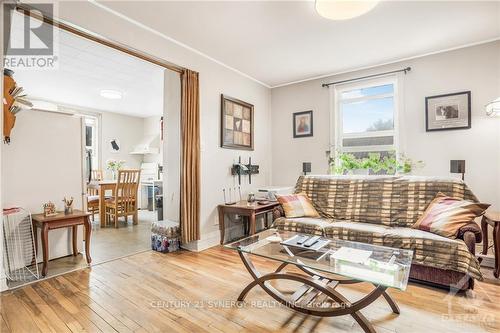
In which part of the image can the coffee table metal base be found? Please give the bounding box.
[237,252,399,333]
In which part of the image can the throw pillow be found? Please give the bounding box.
[412,192,489,238]
[276,193,320,218]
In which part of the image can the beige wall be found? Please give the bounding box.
[2,110,84,260]
[163,70,181,223]
[1,2,6,291]
[271,41,500,209]
[142,115,162,165]
[54,1,272,250]
[99,111,144,177]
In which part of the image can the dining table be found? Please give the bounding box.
[88,180,117,227]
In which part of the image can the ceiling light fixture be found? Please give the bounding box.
[315,0,379,20]
[100,89,123,99]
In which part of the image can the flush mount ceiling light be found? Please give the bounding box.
[315,0,379,20]
[100,89,122,99]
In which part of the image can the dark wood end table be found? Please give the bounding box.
[218,200,280,245]
[480,211,500,278]
[31,209,92,276]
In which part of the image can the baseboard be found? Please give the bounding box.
[0,277,8,292]
[477,254,495,268]
[181,230,220,252]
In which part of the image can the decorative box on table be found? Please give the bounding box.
[151,220,180,253]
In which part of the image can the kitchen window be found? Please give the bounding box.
[85,116,99,169]
[333,76,399,160]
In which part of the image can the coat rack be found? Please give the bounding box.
[231,156,259,185]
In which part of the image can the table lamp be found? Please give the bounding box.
[450,160,465,181]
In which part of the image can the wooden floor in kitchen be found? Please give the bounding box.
[1,247,499,333]
[6,210,155,289]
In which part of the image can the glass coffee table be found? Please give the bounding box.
[225,229,413,333]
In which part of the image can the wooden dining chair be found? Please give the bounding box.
[87,170,104,221]
[105,169,141,228]
[88,170,103,195]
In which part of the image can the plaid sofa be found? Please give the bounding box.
[272,175,483,290]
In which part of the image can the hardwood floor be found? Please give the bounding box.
[7,210,155,289]
[1,247,499,333]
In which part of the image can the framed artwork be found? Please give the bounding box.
[293,110,313,138]
[425,91,471,131]
[221,94,254,150]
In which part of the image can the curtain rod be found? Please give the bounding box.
[321,67,411,88]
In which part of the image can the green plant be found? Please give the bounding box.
[106,159,126,171]
[329,151,424,175]
[330,152,360,175]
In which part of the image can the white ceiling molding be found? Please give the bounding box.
[87,0,272,89]
[272,37,500,89]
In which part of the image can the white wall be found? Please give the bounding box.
[142,115,162,165]
[163,70,181,223]
[53,1,272,250]
[1,4,7,290]
[100,111,144,178]
[2,110,84,260]
[271,41,500,209]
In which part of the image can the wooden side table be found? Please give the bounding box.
[218,201,280,245]
[480,211,500,278]
[31,210,92,276]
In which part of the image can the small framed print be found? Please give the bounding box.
[221,94,254,150]
[293,110,313,138]
[425,91,471,131]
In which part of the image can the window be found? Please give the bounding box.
[85,116,99,169]
[333,76,399,159]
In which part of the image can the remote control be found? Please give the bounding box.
[296,235,308,245]
[303,236,321,247]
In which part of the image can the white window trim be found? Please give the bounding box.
[331,75,401,160]
[84,115,100,170]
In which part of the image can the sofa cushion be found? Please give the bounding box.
[276,193,320,218]
[273,217,330,236]
[412,192,489,238]
[324,221,482,280]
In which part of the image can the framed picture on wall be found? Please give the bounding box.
[293,110,313,138]
[221,94,254,150]
[425,91,471,131]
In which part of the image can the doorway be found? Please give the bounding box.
[2,7,182,288]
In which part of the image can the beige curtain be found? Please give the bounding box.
[180,69,201,243]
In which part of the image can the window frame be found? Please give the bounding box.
[84,115,100,170]
[332,75,400,158]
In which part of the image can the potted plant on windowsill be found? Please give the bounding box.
[329,151,423,176]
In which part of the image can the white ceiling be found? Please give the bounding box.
[95,0,500,88]
[9,11,165,117]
